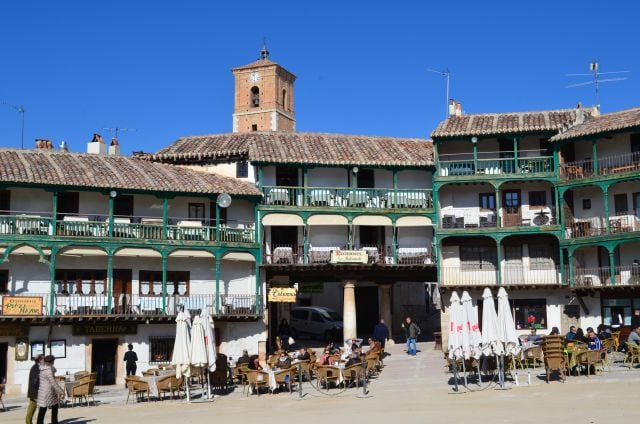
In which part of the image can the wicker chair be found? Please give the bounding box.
[126,377,149,404]
[233,364,250,393]
[142,369,158,377]
[575,349,605,376]
[315,365,340,391]
[625,343,640,368]
[157,375,183,400]
[0,383,5,410]
[71,381,91,407]
[343,363,364,388]
[244,370,269,396]
[273,367,296,393]
[523,345,544,368]
[74,370,89,379]
[297,360,313,381]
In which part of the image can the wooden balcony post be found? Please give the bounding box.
[106,249,113,312]
[392,169,398,207]
[49,247,58,316]
[162,197,169,240]
[348,216,354,250]
[496,241,502,286]
[303,168,308,207]
[302,217,309,264]
[568,250,574,288]
[215,201,221,242]
[559,247,565,286]
[592,138,599,176]
[603,186,610,234]
[257,167,263,190]
[51,191,58,235]
[161,252,168,313]
[214,259,221,315]
[513,137,519,172]
[609,250,616,287]
[495,186,502,227]
[108,194,115,237]
[392,219,397,264]
[254,260,260,314]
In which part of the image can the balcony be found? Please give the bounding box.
[559,151,640,181]
[440,208,556,230]
[570,266,640,287]
[437,155,554,178]
[440,266,560,287]
[0,213,256,244]
[261,186,433,210]
[264,244,434,266]
[0,293,261,318]
[565,213,640,239]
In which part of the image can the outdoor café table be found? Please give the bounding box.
[565,347,588,371]
[139,375,164,399]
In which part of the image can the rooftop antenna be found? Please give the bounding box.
[566,60,630,107]
[101,127,137,140]
[1,100,25,149]
[428,68,451,118]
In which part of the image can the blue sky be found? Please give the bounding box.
[1,1,638,153]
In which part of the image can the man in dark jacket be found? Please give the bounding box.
[236,349,251,366]
[26,355,43,423]
[402,316,421,356]
[372,319,390,348]
[124,344,138,378]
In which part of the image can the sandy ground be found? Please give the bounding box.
[3,342,640,423]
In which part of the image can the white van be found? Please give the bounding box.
[290,306,343,341]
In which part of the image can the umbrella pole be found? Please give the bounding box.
[452,359,459,392]
[206,369,212,400]
[461,356,468,388]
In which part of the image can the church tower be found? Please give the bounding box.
[231,45,296,133]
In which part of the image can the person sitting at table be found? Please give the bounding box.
[344,348,362,368]
[549,327,560,336]
[236,350,251,366]
[565,326,577,341]
[527,328,542,345]
[574,327,586,342]
[297,347,310,361]
[317,349,334,366]
[586,327,602,350]
[368,338,382,354]
[627,325,640,346]
[326,342,340,355]
[597,324,612,340]
[248,354,263,370]
[276,351,291,369]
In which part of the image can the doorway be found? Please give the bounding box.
[92,339,118,385]
[112,269,132,314]
[502,189,522,227]
[355,286,379,339]
[0,342,7,383]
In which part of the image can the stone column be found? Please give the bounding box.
[380,284,394,345]
[343,281,357,345]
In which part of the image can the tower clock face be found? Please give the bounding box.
[249,72,260,83]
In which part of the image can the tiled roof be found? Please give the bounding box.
[431,108,588,138]
[232,58,280,72]
[148,132,434,167]
[550,107,640,142]
[0,149,260,196]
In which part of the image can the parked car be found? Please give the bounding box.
[290,306,343,341]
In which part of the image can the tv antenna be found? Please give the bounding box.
[101,127,137,140]
[428,68,451,118]
[566,61,630,107]
[1,101,25,149]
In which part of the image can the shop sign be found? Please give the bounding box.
[330,250,368,264]
[268,287,297,303]
[0,323,29,337]
[72,323,138,336]
[299,282,324,294]
[1,296,43,316]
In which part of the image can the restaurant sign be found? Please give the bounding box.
[268,287,297,303]
[1,296,43,316]
[0,323,29,337]
[299,282,324,294]
[72,323,138,336]
[330,250,368,264]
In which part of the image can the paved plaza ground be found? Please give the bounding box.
[3,342,640,423]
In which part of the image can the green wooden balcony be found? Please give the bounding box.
[559,151,640,181]
[261,186,433,209]
[437,155,554,178]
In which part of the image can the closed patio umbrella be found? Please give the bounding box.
[190,314,209,401]
[200,308,217,399]
[481,288,503,356]
[447,291,465,360]
[171,310,191,399]
[497,287,519,355]
[461,291,482,359]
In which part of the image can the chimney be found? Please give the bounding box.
[59,141,69,152]
[575,102,584,125]
[109,138,120,156]
[35,139,53,150]
[448,99,456,116]
[87,133,107,155]
[455,101,462,117]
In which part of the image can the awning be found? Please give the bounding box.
[396,216,433,227]
[114,248,162,258]
[1,246,52,256]
[222,252,256,262]
[169,249,215,258]
[307,214,349,226]
[59,247,107,256]
[352,215,392,226]
[262,213,304,226]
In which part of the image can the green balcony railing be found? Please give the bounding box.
[262,186,433,209]
[438,156,554,177]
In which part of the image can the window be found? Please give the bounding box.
[282,89,287,110]
[188,203,205,220]
[149,336,173,363]
[614,194,628,214]
[528,191,547,207]
[54,269,106,295]
[479,193,496,210]
[460,246,496,270]
[582,199,591,210]
[56,192,79,219]
[634,192,640,218]
[512,299,547,330]
[251,124,258,131]
[236,161,249,178]
[311,312,324,323]
[276,167,299,186]
[0,270,8,293]
[631,133,640,153]
[138,271,190,296]
[114,195,134,217]
[209,202,227,227]
[356,169,375,188]
[0,190,10,214]
[529,244,556,270]
[291,310,308,321]
[251,86,260,107]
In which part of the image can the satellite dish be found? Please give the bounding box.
[217,193,232,208]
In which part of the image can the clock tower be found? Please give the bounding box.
[231,46,296,133]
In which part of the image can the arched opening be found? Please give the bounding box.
[282,88,287,110]
[440,236,497,286]
[251,86,260,107]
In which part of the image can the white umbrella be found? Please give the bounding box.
[447,291,465,360]
[461,291,482,359]
[200,308,217,399]
[497,287,519,355]
[190,315,208,366]
[481,288,503,356]
[172,310,192,399]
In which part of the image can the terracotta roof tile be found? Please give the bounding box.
[0,149,260,196]
[148,132,433,167]
[550,107,640,142]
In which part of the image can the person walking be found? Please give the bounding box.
[124,343,138,379]
[372,318,390,349]
[402,316,421,356]
[36,355,64,424]
[26,355,43,424]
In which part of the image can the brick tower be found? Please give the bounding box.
[231,45,296,133]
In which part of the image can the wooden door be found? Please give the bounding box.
[502,189,521,226]
[113,269,132,314]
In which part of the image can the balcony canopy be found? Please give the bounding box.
[262,213,304,226]
[307,215,349,226]
[352,215,392,226]
[396,216,432,227]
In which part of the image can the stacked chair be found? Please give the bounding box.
[541,335,566,383]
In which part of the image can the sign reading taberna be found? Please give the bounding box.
[268,287,297,303]
[72,323,138,336]
[330,250,368,264]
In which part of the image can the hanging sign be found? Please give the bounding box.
[72,323,138,336]
[330,250,368,264]
[2,296,43,316]
[268,287,297,303]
